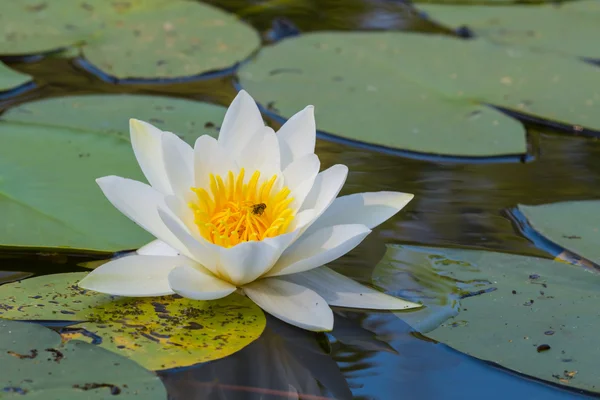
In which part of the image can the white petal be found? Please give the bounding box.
[96,176,184,252]
[306,191,414,235]
[300,165,348,224]
[215,233,296,286]
[284,267,421,310]
[284,154,320,210]
[161,131,194,201]
[129,119,171,194]
[267,224,371,277]
[193,135,238,190]
[218,90,265,152]
[137,240,179,256]
[242,278,333,331]
[236,127,281,179]
[78,255,190,296]
[168,264,237,300]
[157,207,219,273]
[288,208,317,232]
[277,106,316,170]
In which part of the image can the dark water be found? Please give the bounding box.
[1,0,599,398]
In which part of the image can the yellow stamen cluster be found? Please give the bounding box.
[189,169,295,248]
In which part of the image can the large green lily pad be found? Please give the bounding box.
[518,201,600,265]
[414,0,580,5]
[0,0,260,79]
[373,245,600,393]
[0,61,31,93]
[0,319,167,399]
[0,94,226,253]
[418,1,600,59]
[239,32,600,157]
[0,272,266,371]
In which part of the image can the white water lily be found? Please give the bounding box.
[79,90,420,331]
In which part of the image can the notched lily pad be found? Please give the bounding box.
[0,94,226,253]
[239,32,600,158]
[0,0,260,79]
[0,272,266,370]
[373,245,600,393]
[0,319,166,399]
[0,61,32,93]
[518,200,600,266]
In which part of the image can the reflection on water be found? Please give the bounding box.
[1,0,599,398]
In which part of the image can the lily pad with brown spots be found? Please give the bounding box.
[0,319,167,399]
[0,272,266,370]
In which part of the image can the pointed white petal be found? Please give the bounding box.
[137,240,179,256]
[193,135,238,190]
[157,207,219,273]
[168,264,237,300]
[284,154,320,210]
[284,267,421,310]
[161,132,194,201]
[216,235,290,286]
[78,255,190,296]
[268,224,371,277]
[283,154,320,190]
[306,191,414,235]
[236,127,281,180]
[243,278,333,332]
[300,165,348,225]
[218,90,265,151]
[96,176,184,252]
[129,119,172,194]
[277,106,316,170]
[288,208,317,232]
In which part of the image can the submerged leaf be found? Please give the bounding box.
[373,244,600,393]
[0,319,166,399]
[0,273,266,370]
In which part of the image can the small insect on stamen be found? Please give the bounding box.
[251,203,267,216]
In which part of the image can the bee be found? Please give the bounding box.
[251,203,267,216]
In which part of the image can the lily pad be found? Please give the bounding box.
[373,244,600,393]
[239,32,600,157]
[418,1,600,59]
[0,319,167,399]
[414,0,578,4]
[0,272,266,371]
[0,0,260,79]
[518,201,600,265]
[0,94,226,253]
[0,61,31,93]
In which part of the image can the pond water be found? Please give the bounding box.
[1,1,598,399]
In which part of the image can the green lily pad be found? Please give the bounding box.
[418,1,600,59]
[239,32,600,157]
[0,61,31,93]
[0,319,167,399]
[0,272,266,371]
[373,244,600,393]
[518,201,600,265]
[0,94,225,253]
[0,0,260,79]
[414,0,577,4]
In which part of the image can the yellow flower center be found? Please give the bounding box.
[188,168,295,248]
